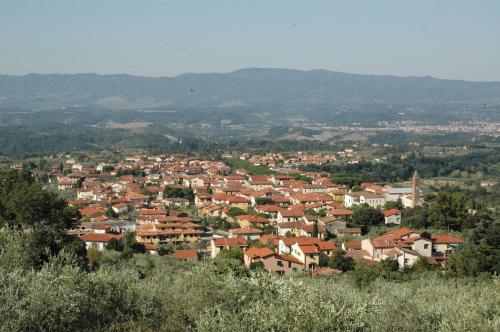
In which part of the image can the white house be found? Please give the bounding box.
[344,191,386,208]
[384,209,402,225]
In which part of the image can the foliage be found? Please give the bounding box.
[427,192,468,231]
[447,218,500,276]
[105,238,124,252]
[384,198,404,210]
[163,186,194,202]
[226,207,247,218]
[352,206,384,231]
[302,149,500,185]
[105,207,118,218]
[0,170,86,270]
[327,249,354,272]
[249,261,264,271]
[0,229,499,331]
[223,158,276,176]
[217,247,243,261]
[291,173,312,183]
[255,197,273,205]
[199,216,237,231]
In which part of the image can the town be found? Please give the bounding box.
[16,151,465,276]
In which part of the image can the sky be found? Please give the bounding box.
[1,0,500,81]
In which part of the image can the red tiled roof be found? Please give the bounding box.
[80,233,125,242]
[431,234,464,244]
[299,245,320,254]
[229,228,263,235]
[326,209,353,216]
[281,237,320,246]
[384,208,402,217]
[244,247,274,259]
[343,241,362,250]
[174,249,198,261]
[317,241,337,251]
[227,196,250,204]
[213,237,248,247]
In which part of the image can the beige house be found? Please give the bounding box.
[431,234,464,256]
[290,243,320,270]
[210,237,249,258]
[243,247,304,276]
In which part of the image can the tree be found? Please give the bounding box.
[0,170,80,231]
[411,257,436,273]
[121,232,146,259]
[87,246,102,269]
[218,247,243,261]
[226,207,246,218]
[352,206,384,228]
[312,221,319,238]
[377,258,400,280]
[106,207,118,218]
[349,262,378,289]
[446,246,483,276]
[157,243,175,256]
[0,170,85,270]
[428,192,468,231]
[106,238,124,251]
[255,197,273,205]
[328,249,354,272]
[384,198,404,210]
[163,186,195,202]
[249,261,264,270]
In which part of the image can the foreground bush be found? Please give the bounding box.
[0,251,498,332]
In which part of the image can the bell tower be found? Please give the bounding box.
[412,170,420,208]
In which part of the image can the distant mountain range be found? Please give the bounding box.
[1,68,500,110]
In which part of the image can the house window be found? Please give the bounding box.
[288,261,291,268]
[424,244,429,249]
[310,254,314,258]
[277,260,284,267]
[292,267,298,272]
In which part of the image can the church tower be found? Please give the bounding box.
[412,170,420,208]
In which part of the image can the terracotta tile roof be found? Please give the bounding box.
[431,234,464,244]
[281,237,320,246]
[384,208,402,217]
[93,224,112,230]
[326,209,353,216]
[80,233,125,242]
[244,247,275,259]
[337,227,362,235]
[226,196,250,204]
[259,234,281,245]
[140,208,166,216]
[299,245,320,254]
[229,228,263,235]
[278,209,304,218]
[275,254,302,265]
[343,241,362,250]
[213,237,248,247]
[317,241,337,250]
[174,249,199,261]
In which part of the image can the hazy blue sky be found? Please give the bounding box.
[1,0,499,81]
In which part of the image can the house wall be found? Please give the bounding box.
[433,243,455,255]
[384,214,401,225]
[361,239,374,258]
[412,239,432,257]
[397,251,420,268]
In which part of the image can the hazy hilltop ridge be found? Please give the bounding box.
[1,68,500,109]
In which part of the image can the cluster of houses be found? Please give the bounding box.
[24,152,462,275]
